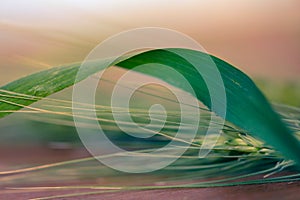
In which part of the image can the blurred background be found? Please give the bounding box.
[1,0,300,84]
[0,0,299,187]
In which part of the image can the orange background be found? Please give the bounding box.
[1,0,299,85]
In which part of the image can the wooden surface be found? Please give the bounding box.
[1,181,300,200]
[1,146,299,200]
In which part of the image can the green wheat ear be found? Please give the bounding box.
[1,48,299,166]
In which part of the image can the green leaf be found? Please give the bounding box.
[0,48,299,166]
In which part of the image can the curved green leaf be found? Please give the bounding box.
[0,48,299,165]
